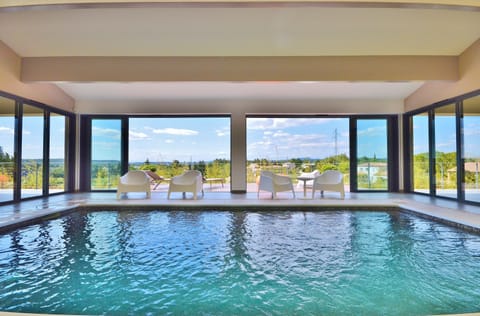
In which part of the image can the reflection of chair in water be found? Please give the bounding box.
[116,170,151,199]
[144,170,164,190]
[257,171,295,199]
[312,170,345,199]
[167,170,204,200]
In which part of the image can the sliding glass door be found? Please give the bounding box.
[246,117,350,193]
[434,104,457,199]
[21,104,44,198]
[411,113,430,193]
[91,119,122,190]
[49,113,66,193]
[355,119,389,191]
[463,96,480,203]
[0,96,15,202]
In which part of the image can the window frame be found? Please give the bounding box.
[404,88,480,206]
[0,90,75,205]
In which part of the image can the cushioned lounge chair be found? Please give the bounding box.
[145,170,164,190]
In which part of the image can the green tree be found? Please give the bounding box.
[194,160,207,176]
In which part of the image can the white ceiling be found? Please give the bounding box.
[1,6,480,57]
[1,3,480,103]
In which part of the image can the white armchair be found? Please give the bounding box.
[167,170,204,200]
[312,170,345,199]
[257,171,295,199]
[116,170,151,199]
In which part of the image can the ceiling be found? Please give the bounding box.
[1,2,480,103]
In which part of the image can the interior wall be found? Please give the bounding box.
[0,40,74,111]
[405,38,480,112]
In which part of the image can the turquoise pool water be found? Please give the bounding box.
[0,210,480,315]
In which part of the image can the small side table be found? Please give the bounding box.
[297,176,315,198]
[205,178,225,188]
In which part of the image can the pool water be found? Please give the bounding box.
[1,210,480,315]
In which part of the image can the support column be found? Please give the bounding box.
[230,111,246,193]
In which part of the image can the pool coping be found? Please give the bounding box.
[1,198,480,235]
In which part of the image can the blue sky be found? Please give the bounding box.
[1,115,479,163]
[247,118,349,161]
[413,114,480,158]
[128,118,230,163]
[0,115,65,160]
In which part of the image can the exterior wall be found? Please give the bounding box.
[405,38,480,112]
[0,40,74,111]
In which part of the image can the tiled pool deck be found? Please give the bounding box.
[1,190,480,234]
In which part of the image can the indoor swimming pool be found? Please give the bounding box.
[0,209,479,315]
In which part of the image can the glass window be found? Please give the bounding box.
[49,113,66,193]
[412,113,430,193]
[463,96,480,203]
[356,119,388,190]
[246,117,350,193]
[21,104,44,198]
[129,117,231,192]
[91,119,121,190]
[434,104,457,199]
[0,97,15,202]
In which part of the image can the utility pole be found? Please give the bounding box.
[334,128,338,157]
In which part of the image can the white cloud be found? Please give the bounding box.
[464,124,480,136]
[247,118,334,130]
[216,127,230,137]
[129,131,149,140]
[272,131,290,138]
[357,126,386,136]
[92,126,121,139]
[148,127,198,136]
[0,126,14,135]
[165,139,174,144]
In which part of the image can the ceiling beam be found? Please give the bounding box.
[1,0,480,11]
[21,56,458,82]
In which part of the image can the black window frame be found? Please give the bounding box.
[403,88,480,206]
[0,90,75,205]
[80,114,232,192]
